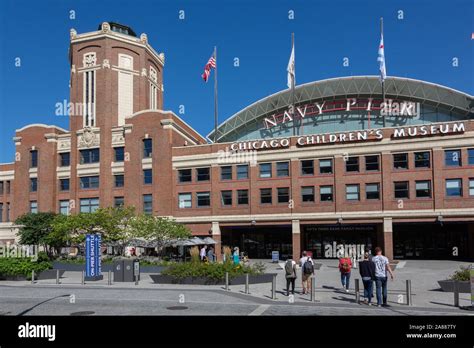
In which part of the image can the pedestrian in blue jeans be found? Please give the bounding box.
[371,247,394,307]
[359,252,376,305]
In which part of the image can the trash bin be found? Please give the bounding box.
[123,259,140,282]
[113,260,124,282]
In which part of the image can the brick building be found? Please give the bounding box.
[1,22,473,261]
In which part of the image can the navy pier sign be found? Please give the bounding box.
[85,233,103,281]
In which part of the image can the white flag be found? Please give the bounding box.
[287,42,295,89]
[377,34,387,82]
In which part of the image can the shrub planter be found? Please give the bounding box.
[149,273,276,285]
[0,275,28,281]
[438,280,471,293]
[53,261,167,274]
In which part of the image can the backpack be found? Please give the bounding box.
[341,259,350,273]
[285,260,294,276]
[303,258,314,275]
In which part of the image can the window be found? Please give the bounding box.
[59,200,70,215]
[115,175,124,188]
[468,149,474,165]
[237,165,249,180]
[60,178,70,191]
[237,190,249,205]
[346,184,360,201]
[276,162,290,177]
[393,153,408,169]
[80,176,99,189]
[301,186,315,202]
[196,167,210,181]
[320,186,333,201]
[30,150,38,168]
[394,181,409,199]
[143,138,152,158]
[114,147,124,162]
[259,163,272,178]
[345,157,359,172]
[114,197,124,208]
[445,150,461,167]
[0,182,3,195]
[6,181,10,194]
[301,160,314,175]
[196,192,211,207]
[319,159,333,174]
[6,203,10,222]
[365,155,379,171]
[221,166,233,180]
[80,148,100,164]
[366,183,380,200]
[83,62,96,127]
[260,188,272,204]
[414,152,430,168]
[149,67,158,110]
[446,179,462,197]
[30,178,38,192]
[59,152,70,167]
[179,193,192,208]
[143,194,153,215]
[80,198,99,213]
[221,191,232,206]
[415,181,431,198]
[469,179,474,196]
[30,201,38,213]
[178,169,192,183]
[0,203,2,222]
[143,169,152,184]
[277,187,290,203]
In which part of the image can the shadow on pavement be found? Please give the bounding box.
[17,294,70,316]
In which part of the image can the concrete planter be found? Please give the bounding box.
[438,280,471,293]
[149,273,276,285]
[0,269,64,281]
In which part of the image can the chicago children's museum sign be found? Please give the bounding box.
[229,121,466,151]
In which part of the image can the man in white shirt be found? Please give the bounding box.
[200,245,207,261]
[371,246,394,307]
[299,251,315,294]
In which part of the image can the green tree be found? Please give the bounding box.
[15,212,57,255]
[127,215,191,247]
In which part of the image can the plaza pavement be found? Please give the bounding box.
[0,259,472,316]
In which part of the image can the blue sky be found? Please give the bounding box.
[0,0,472,163]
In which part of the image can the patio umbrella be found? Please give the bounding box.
[202,237,217,244]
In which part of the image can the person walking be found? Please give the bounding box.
[299,251,315,295]
[364,246,373,261]
[359,252,376,305]
[200,245,207,262]
[232,247,240,265]
[207,247,215,263]
[338,255,352,292]
[284,257,297,296]
[372,246,394,307]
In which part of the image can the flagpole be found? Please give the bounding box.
[380,18,386,128]
[291,33,296,137]
[214,46,218,143]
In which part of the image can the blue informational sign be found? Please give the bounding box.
[85,233,101,278]
[271,251,279,263]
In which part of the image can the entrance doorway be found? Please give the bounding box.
[221,225,292,260]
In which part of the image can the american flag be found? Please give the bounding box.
[202,53,216,82]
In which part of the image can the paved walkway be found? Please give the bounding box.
[0,259,472,315]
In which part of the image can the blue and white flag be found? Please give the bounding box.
[377,34,387,82]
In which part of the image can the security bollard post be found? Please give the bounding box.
[245,273,250,294]
[271,274,277,300]
[81,270,85,285]
[56,270,60,285]
[406,279,412,306]
[453,280,459,308]
[225,272,229,291]
[311,276,316,302]
[31,270,35,284]
[108,270,112,286]
[355,279,360,304]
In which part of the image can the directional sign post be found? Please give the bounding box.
[85,233,103,281]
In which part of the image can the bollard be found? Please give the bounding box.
[31,270,35,284]
[245,273,250,294]
[108,270,112,286]
[311,276,316,302]
[56,269,60,285]
[81,270,85,285]
[406,279,412,306]
[225,272,229,291]
[453,280,459,308]
[355,279,360,304]
[271,274,277,300]
[135,274,138,286]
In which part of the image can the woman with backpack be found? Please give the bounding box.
[284,257,297,296]
[338,256,352,292]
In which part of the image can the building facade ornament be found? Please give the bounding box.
[78,127,99,148]
[70,28,77,40]
[83,53,97,68]
[71,65,76,74]
[102,59,110,69]
[141,68,147,77]
[140,33,148,44]
[101,22,110,33]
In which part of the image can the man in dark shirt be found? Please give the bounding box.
[359,252,376,305]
